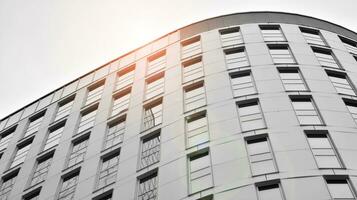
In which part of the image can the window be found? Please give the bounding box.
[145,72,164,101]
[143,99,163,131]
[184,81,206,112]
[104,118,125,150]
[29,154,53,187]
[290,96,323,125]
[85,80,105,106]
[246,136,277,176]
[305,130,342,169]
[339,36,357,55]
[139,133,160,169]
[111,88,131,117]
[312,47,340,69]
[77,105,98,134]
[24,112,45,138]
[23,189,41,200]
[182,56,204,83]
[326,71,356,96]
[224,47,250,70]
[97,150,120,189]
[137,171,158,200]
[268,45,296,64]
[54,96,75,122]
[0,126,16,152]
[147,50,166,76]
[257,182,285,200]
[181,36,201,60]
[278,68,308,91]
[186,111,209,148]
[325,177,356,199]
[67,136,89,168]
[0,172,18,199]
[93,191,112,200]
[237,100,266,132]
[230,70,256,97]
[10,140,32,168]
[188,150,213,194]
[58,171,80,200]
[343,98,357,124]
[115,64,135,91]
[300,27,326,46]
[260,25,285,42]
[43,122,65,151]
[219,27,243,47]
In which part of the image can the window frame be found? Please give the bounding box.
[84,79,106,106]
[324,175,357,200]
[77,103,98,135]
[229,70,257,97]
[268,44,296,65]
[219,26,244,47]
[95,148,120,190]
[65,133,90,169]
[277,67,309,92]
[259,24,286,42]
[111,87,131,117]
[311,47,342,70]
[224,46,250,70]
[136,169,159,200]
[27,151,54,188]
[256,179,285,200]
[185,110,209,149]
[9,137,33,169]
[236,99,266,132]
[144,72,165,101]
[147,50,166,76]
[181,56,204,84]
[142,98,163,131]
[103,116,126,150]
[54,95,76,122]
[290,95,324,126]
[42,120,66,152]
[326,70,357,96]
[183,80,206,112]
[181,35,202,60]
[138,130,161,170]
[57,169,80,200]
[115,64,136,91]
[304,130,344,169]
[0,125,16,152]
[299,26,327,46]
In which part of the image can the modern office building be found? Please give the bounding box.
[1,11,357,200]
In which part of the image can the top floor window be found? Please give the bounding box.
[147,50,166,76]
[339,36,357,55]
[85,80,105,106]
[24,112,45,138]
[0,126,16,152]
[300,27,326,46]
[181,36,201,60]
[115,64,135,91]
[224,47,250,70]
[219,27,243,47]
[260,25,285,42]
[54,95,75,122]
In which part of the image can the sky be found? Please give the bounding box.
[0,0,357,119]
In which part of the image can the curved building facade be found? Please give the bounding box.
[1,12,357,200]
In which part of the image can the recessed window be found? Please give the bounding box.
[77,104,98,134]
[278,67,308,91]
[85,80,105,106]
[139,132,160,169]
[97,150,120,189]
[10,139,32,169]
[325,177,356,199]
[104,118,125,150]
[137,170,158,200]
[142,99,163,131]
[326,71,356,96]
[339,35,357,55]
[343,98,357,125]
[305,130,342,169]
[246,136,277,176]
[312,47,340,69]
[257,181,285,200]
[147,50,166,76]
[145,72,165,101]
[237,99,266,132]
[224,47,250,70]
[24,112,45,138]
[300,27,326,46]
[260,25,285,42]
[67,136,89,168]
[181,36,202,60]
[111,88,131,117]
[230,70,256,97]
[0,171,18,199]
[43,121,65,151]
[184,81,206,112]
[268,45,296,64]
[290,96,323,125]
[23,188,41,200]
[58,171,80,200]
[93,191,113,200]
[29,154,53,187]
[186,111,209,148]
[0,126,16,152]
[54,95,75,122]
[182,56,204,83]
[219,27,243,47]
[116,64,135,91]
[188,150,213,194]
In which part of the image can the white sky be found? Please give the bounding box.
[0,0,357,119]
